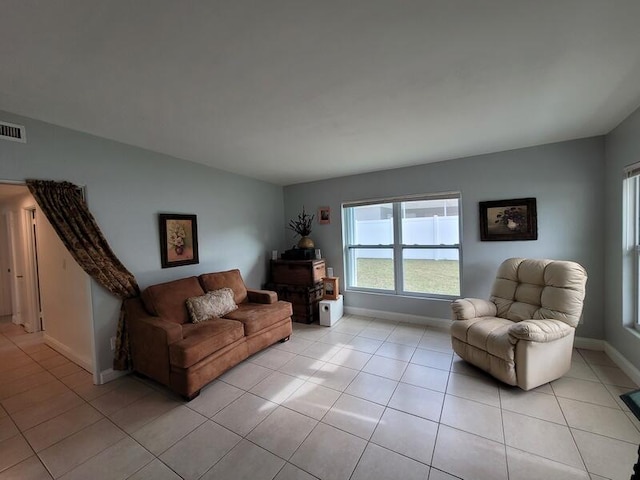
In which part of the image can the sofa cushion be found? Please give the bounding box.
[186,288,238,324]
[170,318,244,368]
[223,301,293,336]
[199,269,248,304]
[142,277,204,325]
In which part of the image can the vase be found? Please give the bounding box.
[297,236,315,249]
[175,245,184,255]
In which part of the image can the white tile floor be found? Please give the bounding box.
[1,315,640,479]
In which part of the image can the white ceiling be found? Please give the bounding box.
[1,1,640,186]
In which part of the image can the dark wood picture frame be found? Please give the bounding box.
[159,213,199,268]
[479,198,538,241]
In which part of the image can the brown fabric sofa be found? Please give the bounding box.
[124,269,293,399]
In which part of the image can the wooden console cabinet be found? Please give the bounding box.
[269,259,326,323]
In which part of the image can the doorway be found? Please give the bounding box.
[1,194,42,333]
[0,182,95,374]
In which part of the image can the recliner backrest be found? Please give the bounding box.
[490,258,587,327]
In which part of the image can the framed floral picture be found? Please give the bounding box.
[479,198,537,241]
[159,214,199,268]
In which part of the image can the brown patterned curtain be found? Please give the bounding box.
[26,180,139,370]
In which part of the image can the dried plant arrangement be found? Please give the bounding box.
[288,206,314,237]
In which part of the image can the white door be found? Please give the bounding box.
[23,208,42,332]
[4,208,45,332]
[7,211,24,326]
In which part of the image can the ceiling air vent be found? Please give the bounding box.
[0,121,26,143]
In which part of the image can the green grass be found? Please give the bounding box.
[355,258,459,296]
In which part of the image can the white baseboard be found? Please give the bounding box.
[344,306,452,330]
[604,342,640,387]
[44,334,92,373]
[99,368,129,384]
[573,336,604,351]
[537,336,640,387]
[343,312,640,386]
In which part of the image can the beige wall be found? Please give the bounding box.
[36,209,94,371]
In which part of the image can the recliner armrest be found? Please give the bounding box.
[247,288,278,304]
[508,319,573,343]
[451,298,497,320]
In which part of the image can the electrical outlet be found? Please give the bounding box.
[110,336,116,351]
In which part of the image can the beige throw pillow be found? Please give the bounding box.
[186,288,238,323]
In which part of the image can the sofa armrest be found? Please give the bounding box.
[125,297,183,344]
[125,297,183,386]
[451,298,497,320]
[508,319,573,343]
[133,315,183,345]
[247,288,278,304]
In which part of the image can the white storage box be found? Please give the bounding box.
[319,295,343,326]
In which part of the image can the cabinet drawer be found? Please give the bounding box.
[271,259,326,286]
[291,301,320,324]
[270,283,323,304]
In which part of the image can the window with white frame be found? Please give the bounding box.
[343,193,461,297]
[624,164,640,328]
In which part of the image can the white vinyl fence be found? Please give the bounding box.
[353,216,459,260]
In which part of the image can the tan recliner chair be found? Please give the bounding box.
[450,258,587,390]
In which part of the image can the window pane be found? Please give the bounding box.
[350,248,395,290]
[348,204,394,245]
[403,249,460,296]
[343,194,461,298]
[401,198,459,246]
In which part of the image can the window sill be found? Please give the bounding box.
[625,325,640,341]
[345,288,456,303]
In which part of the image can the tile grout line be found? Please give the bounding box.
[427,351,453,476]
[552,349,592,475]
[498,378,511,480]
[240,325,436,478]
[2,317,639,479]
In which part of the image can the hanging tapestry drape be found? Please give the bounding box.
[26,180,139,370]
